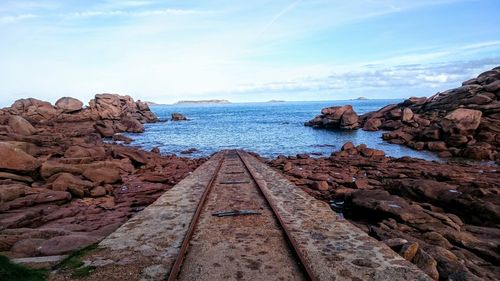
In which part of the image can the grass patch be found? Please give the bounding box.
[0,255,48,281]
[54,244,98,278]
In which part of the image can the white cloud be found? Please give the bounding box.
[62,8,214,19]
[0,13,37,23]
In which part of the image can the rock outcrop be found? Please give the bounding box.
[0,94,203,261]
[360,67,500,161]
[305,105,359,129]
[268,143,500,280]
[305,67,500,161]
[4,94,158,139]
[171,112,188,121]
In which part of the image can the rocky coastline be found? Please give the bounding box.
[305,67,500,162]
[267,143,499,280]
[1,70,499,281]
[0,94,204,260]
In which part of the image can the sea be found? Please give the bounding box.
[126,99,442,161]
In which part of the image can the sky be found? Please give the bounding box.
[0,0,499,106]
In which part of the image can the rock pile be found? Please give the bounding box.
[363,67,500,161]
[305,105,359,129]
[4,94,158,139]
[306,67,500,161]
[268,143,499,280]
[0,94,203,259]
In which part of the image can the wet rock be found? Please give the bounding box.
[363,118,382,131]
[180,148,198,155]
[305,105,359,129]
[171,113,187,121]
[120,116,144,133]
[0,142,40,172]
[112,133,133,144]
[341,142,355,151]
[55,97,84,113]
[297,154,310,159]
[340,110,359,129]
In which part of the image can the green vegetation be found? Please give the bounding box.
[55,244,98,278]
[0,255,48,281]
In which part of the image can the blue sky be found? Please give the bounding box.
[0,0,499,106]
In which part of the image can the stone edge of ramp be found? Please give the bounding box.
[49,153,224,281]
[240,152,432,281]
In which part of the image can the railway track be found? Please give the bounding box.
[167,150,316,281]
[69,149,432,281]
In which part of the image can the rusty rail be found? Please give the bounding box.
[167,150,318,281]
[237,151,318,281]
[166,153,225,281]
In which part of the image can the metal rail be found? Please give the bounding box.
[166,153,225,281]
[167,150,317,281]
[237,151,318,281]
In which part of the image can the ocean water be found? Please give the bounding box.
[127,99,441,161]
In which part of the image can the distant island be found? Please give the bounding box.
[267,100,286,103]
[174,99,231,104]
[353,97,369,100]
[146,101,161,106]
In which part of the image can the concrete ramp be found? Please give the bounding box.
[50,151,430,281]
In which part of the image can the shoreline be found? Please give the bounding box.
[0,94,205,264]
[0,86,498,280]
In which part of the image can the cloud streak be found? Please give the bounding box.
[231,57,500,95]
[258,0,301,37]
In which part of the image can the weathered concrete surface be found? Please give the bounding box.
[240,151,432,281]
[177,153,306,281]
[49,154,223,281]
